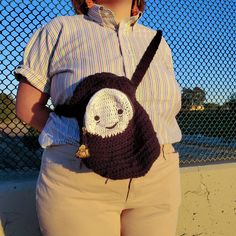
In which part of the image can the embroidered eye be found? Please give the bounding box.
[118,109,123,115]
[94,115,100,121]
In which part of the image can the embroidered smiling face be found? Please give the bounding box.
[84,88,134,138]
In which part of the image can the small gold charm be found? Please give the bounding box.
[75,144,90,159]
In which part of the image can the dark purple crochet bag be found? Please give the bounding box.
[55,30,162,180]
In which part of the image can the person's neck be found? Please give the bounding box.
[96,0,133,23]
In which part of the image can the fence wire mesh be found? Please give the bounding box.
[0,0,235,174]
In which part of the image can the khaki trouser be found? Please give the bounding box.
[36,144,181,236]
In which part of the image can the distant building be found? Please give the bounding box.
[190,105,205,111]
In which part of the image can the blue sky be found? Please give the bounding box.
[1,0,235,104]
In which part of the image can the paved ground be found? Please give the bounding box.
[175,135,236,166]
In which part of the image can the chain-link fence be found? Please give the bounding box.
[1,0,235,175]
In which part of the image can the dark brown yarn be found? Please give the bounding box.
[55,30,163,179]
[131,30,162,87]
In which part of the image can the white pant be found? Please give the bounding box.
[36,144,181,236]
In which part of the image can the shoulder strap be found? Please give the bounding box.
[131,30,162,87]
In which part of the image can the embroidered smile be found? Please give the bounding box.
[105,122,118,129]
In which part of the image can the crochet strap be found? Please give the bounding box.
[131,30,162,87]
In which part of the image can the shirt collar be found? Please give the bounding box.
[87,4,142,30]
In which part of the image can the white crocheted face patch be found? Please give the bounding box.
[85,88,134,138]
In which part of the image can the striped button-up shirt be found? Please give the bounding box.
[15,4,182,148]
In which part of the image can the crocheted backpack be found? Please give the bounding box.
[55,30,162,180]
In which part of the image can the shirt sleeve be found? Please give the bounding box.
[14,24,57,94]
[161,37,175,76]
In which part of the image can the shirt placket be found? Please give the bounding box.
[118,23,137,79]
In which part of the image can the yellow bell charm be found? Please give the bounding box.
[75,144,90,158]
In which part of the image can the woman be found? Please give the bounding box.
[15,0,182,235]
